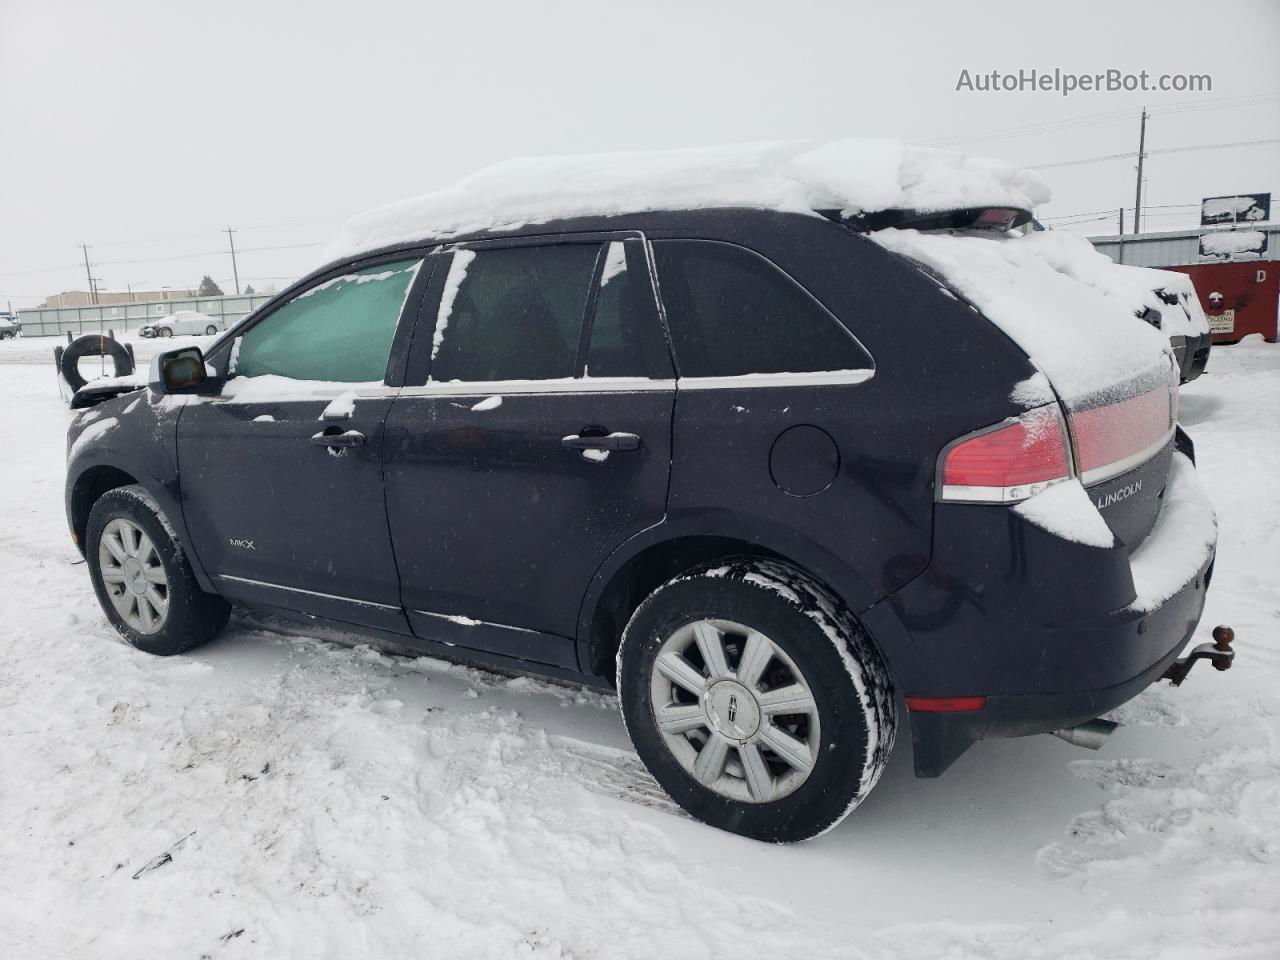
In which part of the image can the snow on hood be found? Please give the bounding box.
[871,227,1172,404]
[320,138,1050,264]
[1103,264,1210,338]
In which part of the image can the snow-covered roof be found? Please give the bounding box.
[320,138,1051,264]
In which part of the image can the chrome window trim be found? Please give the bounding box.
[678,369,873,390]
[363,370,873,399]
[388,377,674,398]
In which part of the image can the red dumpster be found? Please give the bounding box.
[1166,260,1279,344]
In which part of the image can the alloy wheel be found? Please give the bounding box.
[648,618,821,803]
[98,517,170,634]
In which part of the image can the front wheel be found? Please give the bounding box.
[157,327,173,338]
[86,485,231,655]
[204,325,218,336]
[617,558,896,843]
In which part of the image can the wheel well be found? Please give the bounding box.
[70,466,138,551]
[586,536,787,681]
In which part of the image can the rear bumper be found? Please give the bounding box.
[861,451,1217,777]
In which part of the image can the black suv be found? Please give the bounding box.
[66,205,1221,842]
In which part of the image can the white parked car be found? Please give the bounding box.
[138,311,223,338]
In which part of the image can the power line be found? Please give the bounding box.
[1027,135,1280,170]
[926,93,1280,149]
[1149,136,1280,156]
[1030,150,1137,169]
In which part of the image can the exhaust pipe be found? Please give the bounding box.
[1050,718,1118,751]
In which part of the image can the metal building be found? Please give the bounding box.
[1090,225,1279,268]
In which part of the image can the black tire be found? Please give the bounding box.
[204,325,218,336]
[59,334,134,392]
[617,557,896,843]
[158,327,173,338]
[86,485,231,656]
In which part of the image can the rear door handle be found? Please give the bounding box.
[311,429,366,448]
[561,431,641,452]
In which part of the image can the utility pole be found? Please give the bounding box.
[1117,208,1126,263]
[224,227,240,295]
[1133,108,1148,234]
[81,243,98,305]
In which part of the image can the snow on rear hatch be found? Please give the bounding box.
[874,227,1178,547]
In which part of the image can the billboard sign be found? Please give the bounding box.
[1200,193,1271,226]
[1199,229,1269,261]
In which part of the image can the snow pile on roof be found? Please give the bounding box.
[321,138,1050,263]
[871,227,1172,403]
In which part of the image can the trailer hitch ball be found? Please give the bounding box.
[1211,625,1234,668]
[1163,625,1236,687]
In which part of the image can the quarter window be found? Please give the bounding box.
[234,259,421,383]
[429,244,600,382]
[652,240,870,378]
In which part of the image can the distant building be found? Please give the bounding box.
[42,287,195,308]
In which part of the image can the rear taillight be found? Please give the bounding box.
[1070,384,1175,485]
[939,404,1073,503]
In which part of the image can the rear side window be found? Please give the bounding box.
[652,240,870,378]
[430,244,599,382]
[234,259,421,383]
[585,240,674,380]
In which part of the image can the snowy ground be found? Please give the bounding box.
[1,339,1278,959]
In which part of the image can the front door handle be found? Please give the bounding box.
[311,428,366,449]
[561,431,641,452]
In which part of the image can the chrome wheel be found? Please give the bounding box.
[649,618,821,804]
[98,517,169,634]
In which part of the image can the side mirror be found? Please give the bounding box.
[149,347,210,394]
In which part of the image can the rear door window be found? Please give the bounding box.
[429,244,599,382]
[234,259,421,383]
[651,240,871,378]
[585,240,674,380]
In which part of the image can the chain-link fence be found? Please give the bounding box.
[15,294,274,338]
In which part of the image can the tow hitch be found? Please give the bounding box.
[1163,625,1236,687]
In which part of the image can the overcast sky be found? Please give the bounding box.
[2,0,1277,308]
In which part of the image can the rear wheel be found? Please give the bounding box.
[617,557,896,842]
[87,485,230,655]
